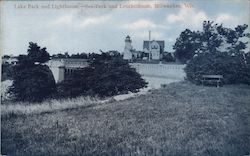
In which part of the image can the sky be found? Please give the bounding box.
[1,0,250,56]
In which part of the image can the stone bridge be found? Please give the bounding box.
[47,59,186,87]
[46,59,88,83]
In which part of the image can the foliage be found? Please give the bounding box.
[1,63,14,81]
[27,42,50,63]
[52,52,89,59]
[246,52,250,68]
[70,53,88,59]
[185,52,250,85]
[180,21,250,85]
[173,29,201,63]
[51,52,69,59]
[57,52,147,98]
[173,21,250,63]
[9,42,56,102]
[162,52,175,62]
[57,68,92,98]
[9,64,56,102]
[2,55,11,59]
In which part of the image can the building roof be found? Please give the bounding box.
[143,40,165,51]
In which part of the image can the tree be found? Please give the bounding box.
[71,52,88,59]
[88,54,147,97]
[173,29,201,63]
[27,42,50,63]
[57,52,147,98]
[51,53,67,59]
[185,52,250,85]
[2,55,11,59]
[9,64,56,102]
[9,42,56,102]
[184,21,250,85]
[174,21,250,63]
[199,21,224,54]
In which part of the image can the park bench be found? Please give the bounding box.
[202,75,223,87]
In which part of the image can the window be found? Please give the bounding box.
[151,45,158,49]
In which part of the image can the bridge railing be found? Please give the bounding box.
[130,63,186,79]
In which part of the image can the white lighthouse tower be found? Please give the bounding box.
[123,35,133,60]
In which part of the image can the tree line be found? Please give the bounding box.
[7,42,147,102]
[2,20,250,102]
[174,21,250,85]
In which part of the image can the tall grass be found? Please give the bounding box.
[1,82,250,156]
[1,96,110,117]
[1,80,152,117]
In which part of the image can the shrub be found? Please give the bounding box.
[8,42,56,102]
[89,57,147,97]
[9,63,56,102]
[185,52,250,85]
[1,63,14,81]
[162,52,175,62]
[57,53,147,98]
[57,68,93,98]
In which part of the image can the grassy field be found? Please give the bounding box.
[1,82,250,156]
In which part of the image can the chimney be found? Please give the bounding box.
[149,30,151,60]
[149,30,151,42]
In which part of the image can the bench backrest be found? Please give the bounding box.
[202,75,223,79]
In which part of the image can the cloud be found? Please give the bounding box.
[78,15,111,28]
[122,19,157,29]
[166,8,208,29]
[40,35,59,51]
[50,13,111,29]
[133,31,164,40]
[121,19,168,30]
[51,14,73,26]
[166,7,238,29]
[215,13,234,24]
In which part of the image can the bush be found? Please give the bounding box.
[57,68,93,98]
[1,63,14,81]
[185,52,250,85]
[8,42,56,102]
[89,58,147,97]
[57,54,147,98]
[9,63,56,102]
[9,61,56,102]
[162,53,175,62]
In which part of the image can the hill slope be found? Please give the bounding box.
[1,82,250,156]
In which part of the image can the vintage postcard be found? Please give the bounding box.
[1,0,250,155]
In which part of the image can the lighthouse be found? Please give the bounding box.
[123,35,133,60]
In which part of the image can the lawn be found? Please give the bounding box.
[1,82,250,156]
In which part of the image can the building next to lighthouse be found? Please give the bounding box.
[143,40,164,60]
